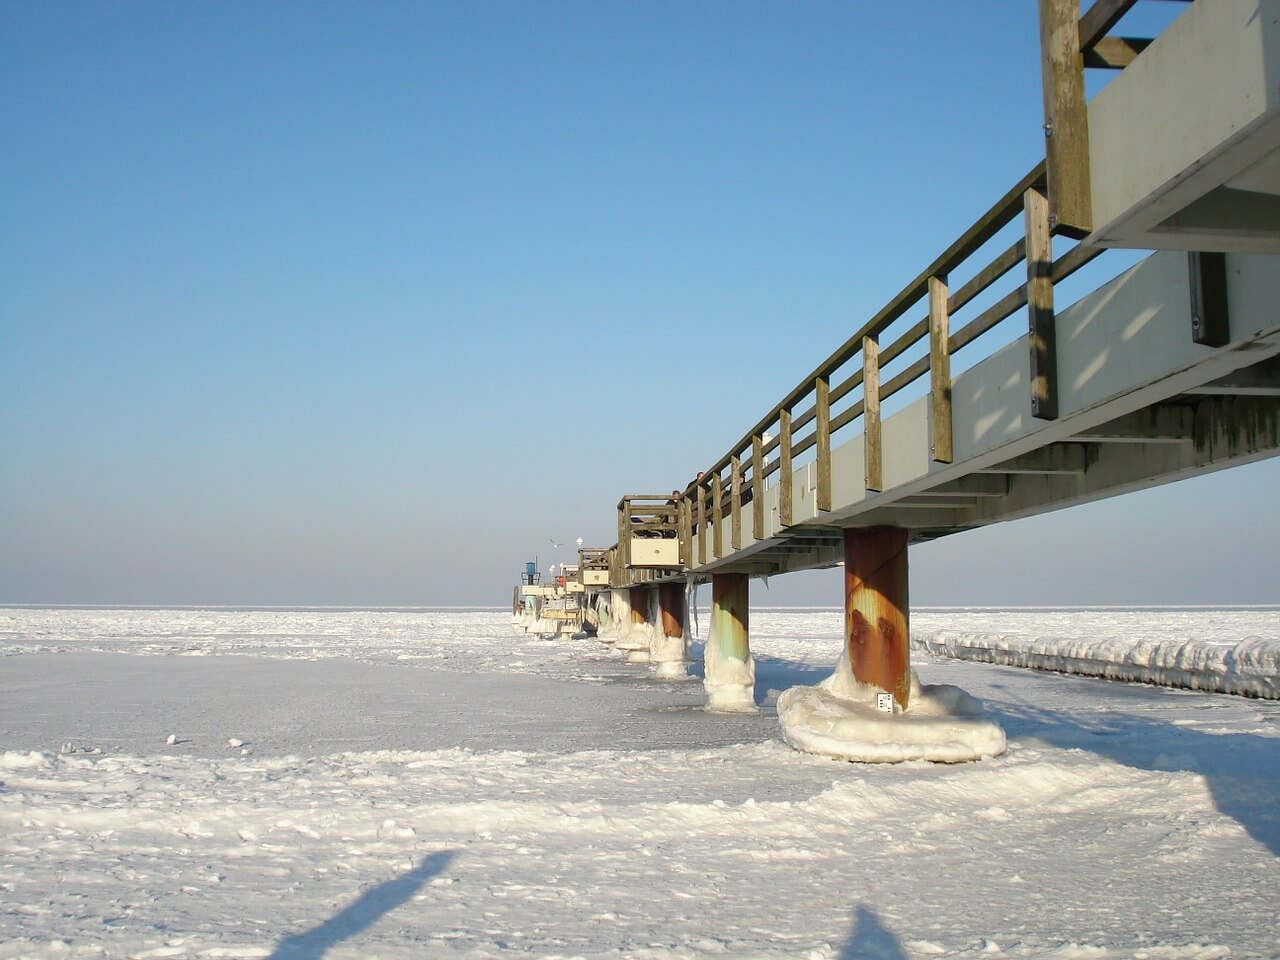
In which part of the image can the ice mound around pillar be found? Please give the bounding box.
[704,637,757,712]
[649,631,692,680]
[778,651,1005,763]
[614,621,655,656]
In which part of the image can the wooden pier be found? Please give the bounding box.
[514,0,1280,759]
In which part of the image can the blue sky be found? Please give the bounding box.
[2,1,1276,606]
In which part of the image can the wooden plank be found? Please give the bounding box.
[831,398,865,435]
[948,239,1025,315]
[928,274,954,464]
[863,335,883,492]
[791,400,818,434]
[1083,36,1150,68]
[1025,185,1058,420]
[814,375,832,512]
[730,455,743,549]
[1189,252,1230,348]
[949,285,1029,355]
[879,354,930,402]
[829,367,865,407]
[751,435,765,540]
[1077,0,1140,51]
[1051,238,1105,283]
[879,317,929,369]
[1039,0,1092,237]
[712,472,723,558]
[778,407,793,527]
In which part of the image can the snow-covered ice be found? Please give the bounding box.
[1,605,1278,958]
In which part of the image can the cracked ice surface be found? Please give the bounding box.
[0,606,1278,959]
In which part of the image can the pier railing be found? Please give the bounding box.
[671,0,1197,571]
[679,162,1114,566]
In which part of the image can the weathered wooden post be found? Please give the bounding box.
[704,572,755,711]
[652,581,691,679]
[843,526,910,708]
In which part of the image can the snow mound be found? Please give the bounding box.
[1,749,55,770]
[778,653,1005,763]
[613,619,659,664]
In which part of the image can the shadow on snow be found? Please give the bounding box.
[837,905,908,960]
[267,851,457,959]
[985,683,1280,856]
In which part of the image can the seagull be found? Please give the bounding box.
[549,538,563,548]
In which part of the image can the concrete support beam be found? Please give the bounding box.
[976,443,1089,475]
[1185,356,1280,397]
[844,527,911,709]
[1074,405,1194,443]
[909,475,1011,498]
[705,573,755,712]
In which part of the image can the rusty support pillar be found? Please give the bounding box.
[659,583,686,639]
[629,587,650,626]
[653,581,692,679]
[843,527,911,709]
[618,586,654,662]
[705,572,755,711]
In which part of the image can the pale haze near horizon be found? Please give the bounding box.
[2,3,1276,608]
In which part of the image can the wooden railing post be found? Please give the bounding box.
[928,274,953,464]
[751,434,765,539]
[1038,0,1092,237]
[680,495,692,568]
[778,407,793,526]
[712,472,723,559]
[863,335,883,492]
[1025,184,1059,421]
[815,375,832,511]
[697,484,707,566]
[730,454,743,549]
[618,503,629,569]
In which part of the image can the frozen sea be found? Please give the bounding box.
[1,606,1278,959]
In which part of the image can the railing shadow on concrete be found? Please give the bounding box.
[837,904,909,960]
[267,851,457,959]
[984,688,1280,856]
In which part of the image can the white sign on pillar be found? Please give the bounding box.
[876,692,894,714]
